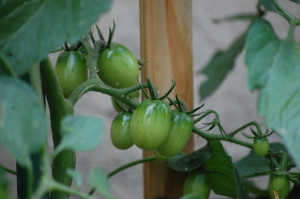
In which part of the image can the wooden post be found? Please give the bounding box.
[140,1,193,198]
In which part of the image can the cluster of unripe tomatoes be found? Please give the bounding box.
[54,40,291,199]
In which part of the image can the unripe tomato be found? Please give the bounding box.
[110,112,134,150]
[55,51,87,98]
[153,149,169,160]
[130,99,172,150]
[97,42,139,88]
[253,137,269,157]
[156,110,193,157]
[183,171,211,199]
[268,175,290,199]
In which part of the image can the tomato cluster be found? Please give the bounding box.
[111,98,194,156]
[96,42,194,154]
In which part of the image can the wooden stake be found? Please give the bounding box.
[140,0,194,198]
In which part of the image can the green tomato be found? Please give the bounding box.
[55,51,87,98]
[183,172,211,199]
[253,137,269,157]
[156,110,193,157]
[268,175,290,199]
[153,149,169,160]
[97,42,139,88]
[130,99,172,150]
[110,112,134,150]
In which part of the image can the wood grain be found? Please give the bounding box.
[140,0,194,198]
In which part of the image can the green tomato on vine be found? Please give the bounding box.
[110,112,134,150]
[55,51,88,98]
[253,137,269,157]
[97,42,139,88]
[268,174,290,199]
[183,171,211,199]
[156,110,193,157]
[130,99,172,150]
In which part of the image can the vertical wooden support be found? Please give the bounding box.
[140,1,193,198]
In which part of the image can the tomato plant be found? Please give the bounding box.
[55,50,87,98]
[110,112,134,150]
[130,99,172,150]
[97,42,139,88]
[183,171,211,199]
[1,1,300,199]
[268,175,290,199]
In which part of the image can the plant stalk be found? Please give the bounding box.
[40,58,75,199]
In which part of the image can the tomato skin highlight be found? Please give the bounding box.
[268,175,290,199]
[156,110,193,157]
[110,112,134,150]
[183,171,211,199]
[253,137,269,157]
[97,42,139,88]
[55,51,87,98]
[130,99,172,150]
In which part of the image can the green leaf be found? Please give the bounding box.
[234,168,251,199]
[245,18,300,167]
[259,0,280,12]
[235,150,268,178]
[89,168,115,199]
[56,115,103,152]
[289,0,300,4]
[205,141,250,198]
[167,144,214,172]
[199,32,246,99]
[269,142,287,153]
[66,169,82,187]
[0,0,111,76]
[0,76,47,167]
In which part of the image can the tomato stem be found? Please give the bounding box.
[0,165,16,175]
[193,110,219,124]
[40,58,75,199]
[193,127,253,149]
[158,80,176,100]
[228,121,262,137]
